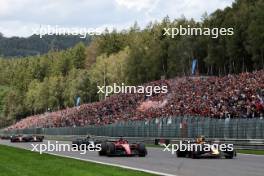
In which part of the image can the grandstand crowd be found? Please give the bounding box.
[7,70,264,130]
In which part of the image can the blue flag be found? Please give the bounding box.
[191,59,197,75]
[76,97,81,106]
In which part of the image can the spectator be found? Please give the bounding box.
[7,70,264,130]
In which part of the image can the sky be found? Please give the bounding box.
[0,0,234,37]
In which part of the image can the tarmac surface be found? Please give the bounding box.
[1,139,264,176]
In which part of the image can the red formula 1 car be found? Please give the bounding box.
[99,138,147,157]
[10,135,44,143]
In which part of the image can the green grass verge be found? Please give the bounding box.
[146,144,163,148]
[0,145,155,176]
[238,150,264,155]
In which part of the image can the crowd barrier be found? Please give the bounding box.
[3,116,264,139]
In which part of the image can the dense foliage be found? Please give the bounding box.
[0,0,263,125]
[0,34,91,57]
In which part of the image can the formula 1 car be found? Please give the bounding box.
[72,136,100,150]
[0,135,11,140]
[99,137,147,157]
[176,136,236,159]
[10,135,44,143]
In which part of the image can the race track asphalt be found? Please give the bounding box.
[0,139,264,176]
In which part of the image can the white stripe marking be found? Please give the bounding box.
[46,152,178,176]
[238,153,264,157]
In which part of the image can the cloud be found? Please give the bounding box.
[0,21,35,37]
[115,0,159,11]
[0,0,9,15]
[158,0,234,20]
[0,0,234,37]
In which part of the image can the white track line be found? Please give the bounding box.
[47,152,178,176]
[238,153,264,157]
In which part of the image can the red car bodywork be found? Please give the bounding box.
[99,139,147,157]
[113,140,134,155]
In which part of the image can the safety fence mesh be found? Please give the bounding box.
[4,117,264,139]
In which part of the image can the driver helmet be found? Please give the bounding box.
[196,135,205,143]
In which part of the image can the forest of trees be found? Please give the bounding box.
[0,0,263,125]
[0,34,91,57]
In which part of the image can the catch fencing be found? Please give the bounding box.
[4,116,264,139]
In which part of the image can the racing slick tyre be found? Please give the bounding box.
[106,142,115,156]
[177,150,187,157]
[138,143,147,157]
[225,155,233,159]
[224,151,234,159]
[99,142,107,156]
[72,141,80,149]
[191,151,200,159]
[79,144,87,150]
[191,145,203,159]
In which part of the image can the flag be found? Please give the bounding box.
[191,59,197,75]
[76,96,81,106]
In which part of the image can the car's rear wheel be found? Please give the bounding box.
[225,155,233,159]
[106,142,115,156]
[191,152,199,159]
[138,143,147,157]
[79,143,87,150]
[177,151,187,157]
[99,142,107,156]
[225,152,234,159]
